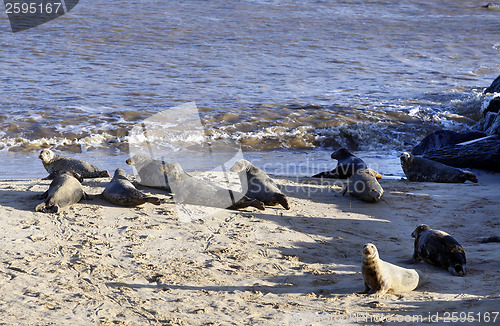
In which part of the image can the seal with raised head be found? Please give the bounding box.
[361,243,422,296]
[312,148,367,179]
[411,224,466,276]
[230,159,289,210]
[126,154,171,191]
[164,162,265,210]
[101,168,161,206]
[344,168,383,203]
[39,149,110,180]
[400,152,477,183]
[35,172,88,213]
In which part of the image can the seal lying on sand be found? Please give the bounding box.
[312,148,367,179]
[101,168,161,206]
[39,149,110,180]
[126,154,171,191]
[35,172,88,213]
[230,159,289,210]
[411,224,466,276]
[361,243,423,296]
[164,162,265,210]
[400,152,477,183]
[344,168,383,203]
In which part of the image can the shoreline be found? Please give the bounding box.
[0,175,499,324]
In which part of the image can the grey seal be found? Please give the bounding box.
[35,172,88,213]
[39,149,110,179]
[400,152,477,183]
[230,159,290,210]
[126,154,171,191]
[101,168,161,206]
[344,168,383,203]
[164,162,265,210]
[361,243,423,296]
[312,148,367,179]
[411,224,466,276]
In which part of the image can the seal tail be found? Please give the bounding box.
[145,196,161,205]
[463,171,478,183]
[276,193,290,210]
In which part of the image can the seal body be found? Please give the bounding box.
[411,224,466,276]
[361,243,421,296]
[345,168,383,203]
[164,162,265,210]
[313,148,367,179]
[39,149,110,179]
[126,154,171,191]
[101,168,161,206]
[35,172,86,213]
[230,159,289,209]
[400,152,477,183]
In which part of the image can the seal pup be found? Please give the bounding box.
[411,224,466,276]
[101,168,161,206]
[230,159,290,210]
[312,148,367,179]
[126,154,171,191]
[400,152,477,183]
[39,149,110,180]
[344,168,383,203]
[35,172,88,213]
[164,162,265,210]
[361,243,422,296]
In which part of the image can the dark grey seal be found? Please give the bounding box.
[312,148,367,179]
[126,154,171,191]
[230,159,290,210]
[411,224,466,276]
[400,152,477,183]
[164,162,265,210]
[35,172,88,213]
[344,168,383,203]
[39,149,110,179]
[101,168,161,206]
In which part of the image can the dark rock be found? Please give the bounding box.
[412,130,487,155]
[481,236,500,243]
[477,112,500,135]
[484,74,500,94]
[421,136,500,172]
[484,97,500,115]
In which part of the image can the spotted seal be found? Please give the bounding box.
[101,168,161,206]
[164,162,265,210]
[411,224,466,276]
[361,243,422,296]
[312,148,367,179]
[230,159,289,210]
[39,149,110,179]
[344,168,383,203]
[35,172,88,213]
[126,154,171,191]
[400,152,477,183]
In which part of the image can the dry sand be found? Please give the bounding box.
[0,173,499,325]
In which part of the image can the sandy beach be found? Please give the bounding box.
[0,173,499,325]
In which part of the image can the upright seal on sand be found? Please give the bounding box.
[411,224,467,276]
[39,149,110,179]
[361,243,423,296]
[312,148,367,179]
[126,154,171,191]
[400,152,477,183]
[230,159,290,210]
[164,162,265,210]
[35,172,88,213]
[344,168,383,203]
[101,168,161,206]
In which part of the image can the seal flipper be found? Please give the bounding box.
[275,193,290,210]
[463,171,478,183]
[144,196,161,205]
